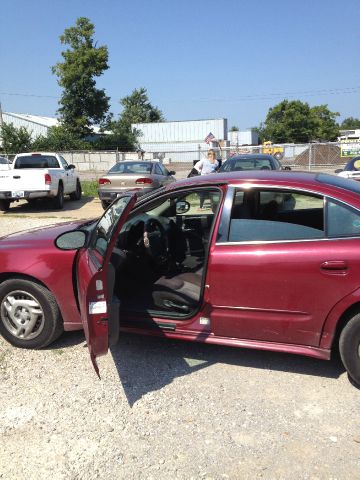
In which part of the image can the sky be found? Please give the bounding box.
[1,0,359,130]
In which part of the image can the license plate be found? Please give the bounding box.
[11,191,24,198]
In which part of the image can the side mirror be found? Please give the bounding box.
[168,170,176,176]
[334,169,343,174]
[55,230,86,250]
[67,164,76,170]
[176,200,190,214]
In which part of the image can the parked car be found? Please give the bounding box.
[219,154,290,172]
[98,160,176,209]
[0,152,82,211]
[1,170,360,385]
[335,156,360,181]
[0,156,11,170]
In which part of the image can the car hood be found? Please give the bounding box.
[0,220,90,249]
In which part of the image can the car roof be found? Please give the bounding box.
[166,170,360,197]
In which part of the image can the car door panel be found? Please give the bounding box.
[208,240,360,347]
[76,195,137,373]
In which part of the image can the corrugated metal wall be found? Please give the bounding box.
[2,113,50,140]
[133,118,227,143]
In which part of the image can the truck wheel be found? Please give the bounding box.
[0,200,10,212]
[53,183,64,209]
[69,180,82,201]
[339,312,360,386]
[0,278,63,349]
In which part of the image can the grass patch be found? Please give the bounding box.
[81,180,98,198]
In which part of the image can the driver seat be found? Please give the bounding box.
[152,270,202,314]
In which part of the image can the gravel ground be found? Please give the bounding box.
[0,215,360,480]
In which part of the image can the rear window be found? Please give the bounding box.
[15,155,60,169]
[108,162,152,174]
[221,157,273,172]
[317,173,360,195]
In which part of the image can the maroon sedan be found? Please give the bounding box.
[1,171,360,384]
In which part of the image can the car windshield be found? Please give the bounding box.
[0,157,9,164]
[317,173,360,194]
[221,157,273,172]
[15,155,59,168]
[91,195,134,258]
[108,162,152,174]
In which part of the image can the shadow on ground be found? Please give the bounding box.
[109,333,346,406]
[48,329,348,406]
[2,196,95,215]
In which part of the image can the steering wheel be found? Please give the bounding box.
[143,218,169,263]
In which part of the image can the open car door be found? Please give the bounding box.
[77,194,137,375]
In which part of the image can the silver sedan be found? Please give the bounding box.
[98,160,176,209]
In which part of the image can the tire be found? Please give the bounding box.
[69,180,82,201]
[339,313,360,385]
[53,183,64,209]
[0,279,63,349]
[0,200,10,212]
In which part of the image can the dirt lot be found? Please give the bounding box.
[0,200,359,480]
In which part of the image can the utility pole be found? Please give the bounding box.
[0,101,3,127]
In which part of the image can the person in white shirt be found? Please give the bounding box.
[194,150,219,209]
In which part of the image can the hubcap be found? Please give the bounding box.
[1,290,45,340]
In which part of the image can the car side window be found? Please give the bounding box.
[327,199,360,238]
[154,164,163,175]
[227,189,325,242]
[59,156,69,169]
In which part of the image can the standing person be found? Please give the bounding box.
[194,149,219,209]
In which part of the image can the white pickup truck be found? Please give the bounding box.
[0,152,82,211]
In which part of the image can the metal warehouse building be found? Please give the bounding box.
[1,112,59,140]
[132,118,228,162]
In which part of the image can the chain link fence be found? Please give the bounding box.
[1,141,358,180]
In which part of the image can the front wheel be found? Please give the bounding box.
[69,180,82,201]
[53,183,64,209]
[339,313,360,385]
[0,279,63,349]
[0,200,10,212]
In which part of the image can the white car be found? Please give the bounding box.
[0,156,11,171]
[336,156,360,182]
[0,152,82,211]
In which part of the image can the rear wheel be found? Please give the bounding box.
[53,183,64,209]
[0,200,10,212]
[69,179,82,201]
[0,279,63,349]
[339,312,360,385]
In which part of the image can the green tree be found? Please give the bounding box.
[52,17,111,137]
[0,123,33,153]
[311,104,339,141]
[340,117,360,130]
[113,87,164,134]
[32,126,92,151]
[261,100,339,143]
[229,125,239,131]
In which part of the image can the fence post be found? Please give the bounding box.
[308,143,312,171]
[198,144,201,162]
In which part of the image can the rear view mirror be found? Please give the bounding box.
[55,230,86,250]
[176,200,190,214]
[168,170,176,176]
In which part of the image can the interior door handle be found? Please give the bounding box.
[320,261,348,271]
